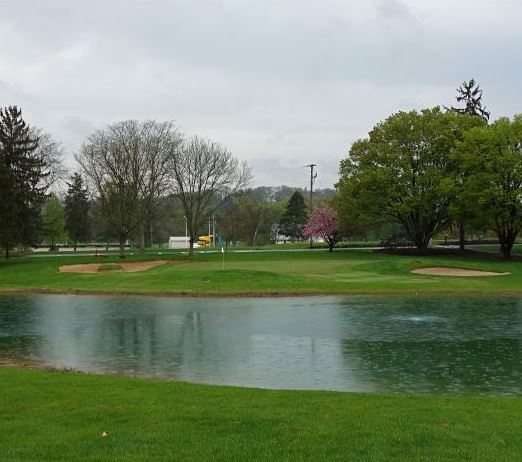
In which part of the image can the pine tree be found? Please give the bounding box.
[279,191,308,242]
[0,106,46,258]
[450,79,490,122]
[64,173,90,251]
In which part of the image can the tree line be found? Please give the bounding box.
[0,106,336,257]
[335,79,522,258]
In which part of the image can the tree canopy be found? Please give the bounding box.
[337,107,481,252]
[279,191,308,242]
[76,120,180,256]
[64,173,90,251]
[41,195,66,250]
[0,106,60,257]
[303,207,341,252]
[169,136,251,255]
[456,115,522,258]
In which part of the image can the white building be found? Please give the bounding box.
[168,236,191,249]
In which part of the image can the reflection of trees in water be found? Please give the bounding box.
[98,310,204,376]
[0,297,40,359]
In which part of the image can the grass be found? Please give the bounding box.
[2,251,522,460]
[0,367,520,462]
[1,249,522,296]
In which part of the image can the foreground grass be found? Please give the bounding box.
[1,250,522,295]
[0,368,519,462]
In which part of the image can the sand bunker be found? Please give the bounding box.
[412,266,510,277]
[59,260,168,274]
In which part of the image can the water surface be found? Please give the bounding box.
[0,295,520,395]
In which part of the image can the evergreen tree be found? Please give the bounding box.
[450,79,490,122]
[279,191,308,242]
[0,106,46,258]
[64,173,90,251]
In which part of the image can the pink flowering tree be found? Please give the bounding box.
[303,207,342,252]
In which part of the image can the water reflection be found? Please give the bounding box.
[0,295,521,395]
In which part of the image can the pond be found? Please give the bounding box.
[0,294,521,395]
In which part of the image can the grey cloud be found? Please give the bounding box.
[0,0,521,187]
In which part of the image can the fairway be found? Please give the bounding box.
[0,249,520,296]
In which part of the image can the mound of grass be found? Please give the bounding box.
[98,263,122,271]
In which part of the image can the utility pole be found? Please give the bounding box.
[306,164,317,248]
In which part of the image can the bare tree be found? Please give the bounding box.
[169,136,251,255]
[76,120,180,257]
[31,129,66,193]
[137,121,183,251]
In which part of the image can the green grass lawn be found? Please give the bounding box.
[0,368,519,462]
[1,249,522,296]
[2,252,522,460]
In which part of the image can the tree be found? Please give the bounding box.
[450,79,490,122]
[336,107,481,252]
[235,191,272,246]
[41,195,66,250]
[64,173,90,251]
[278,191,308,242]
[169,136,251,255]
[303,207,342,252]
[448,79,490,250]
[457,116,522,258]
[76,120,180,257]
[0,106,61,258]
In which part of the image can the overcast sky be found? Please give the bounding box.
[1,0,521,189]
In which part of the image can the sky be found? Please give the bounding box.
[1,0,521,189]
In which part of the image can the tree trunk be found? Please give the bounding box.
[73,241,77,252]
[459,222,465,252]
[500,242,512,259]
[189,237,194,256]
[119,237,126,258]
[4,243,9,259]
[139,222,145,254]
[413,234,429,254]
[328,241,334,252]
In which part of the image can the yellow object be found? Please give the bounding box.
[197,235,213,248]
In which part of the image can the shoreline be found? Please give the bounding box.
[1,360,521,398]
[2,287,522,298]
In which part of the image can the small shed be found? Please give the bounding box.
[168,236,190,249]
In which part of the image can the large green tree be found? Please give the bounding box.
[337,107,480,252]
[0,106,59,258]
[64,173,90,251]
[278,191,308,242]
[457,116,522,258]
